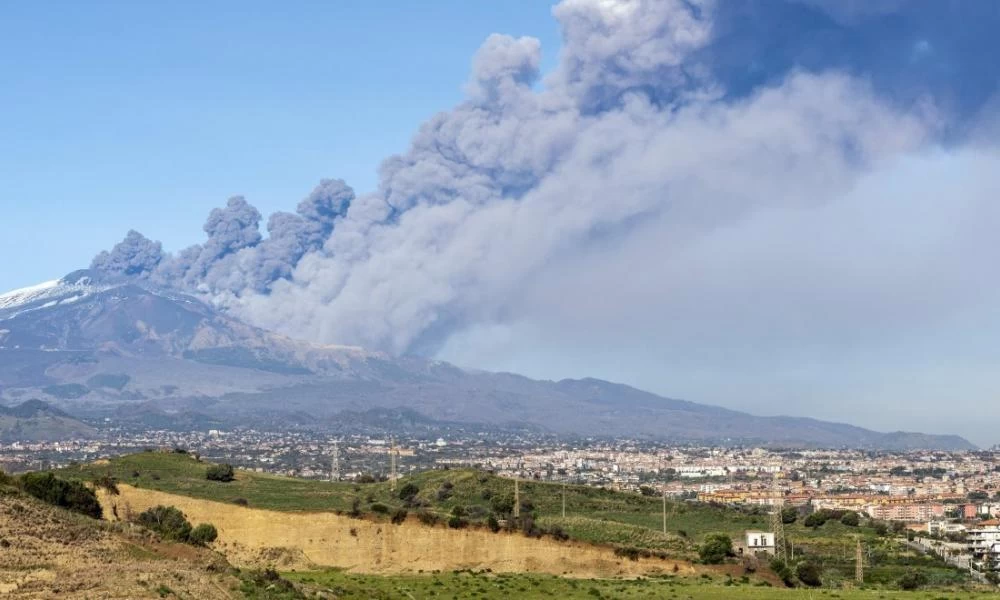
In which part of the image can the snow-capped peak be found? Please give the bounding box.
[0,279,61,310]
[0,272,114,320]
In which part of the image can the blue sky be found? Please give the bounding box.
[4,1,1000,444]
[0,1,559,292]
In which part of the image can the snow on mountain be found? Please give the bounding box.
[0,272,111,321]
[0,280,60,310]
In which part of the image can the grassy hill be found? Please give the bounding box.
[0,469,302,598]
[57,452,987,594]
[61,451,761,557]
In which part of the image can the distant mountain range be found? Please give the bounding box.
[0,271,976,450]
[0,399,96,442]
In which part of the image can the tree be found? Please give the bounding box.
[398,482,419,503]
[769,558,795,587]
[796,561,822,587]
[840,511,860,527]
[189,523,218,546]
[205,463,235,482]
[698,533,733,564]
[137,505,193,542]
[781,506,798,524]
[19,472,102,519]
[898,570,928,590]
[803,512,828,529]
[639,485,657,497]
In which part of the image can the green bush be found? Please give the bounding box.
[205,463,235,482]
[898,570,928,591]
[19,472,102,519]
[698,533,733,564]
[840,511,860,526]
[136,505,193,541]
[190,523,218,545]
[781,506,798,524]
[391,508,408,525]
[796,561,822,587]
[371,502,389,514]
[398,483,419,502]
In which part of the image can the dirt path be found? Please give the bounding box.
[102,485,694,577]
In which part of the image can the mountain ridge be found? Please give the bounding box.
[0,272,976,450]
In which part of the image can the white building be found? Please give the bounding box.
[967,525,1000,572]
[737,531,776,557]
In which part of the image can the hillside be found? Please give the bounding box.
[0,399,96,442]
[0,481,250,598]
[58,453,984,594]
[0,272,976,450]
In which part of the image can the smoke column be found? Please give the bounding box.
[91,0,1000,355]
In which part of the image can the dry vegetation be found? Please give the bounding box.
[0,487,247,598]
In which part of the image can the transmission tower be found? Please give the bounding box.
[770,477,788,563]
[855,536,864,584]
[330,441,340,482]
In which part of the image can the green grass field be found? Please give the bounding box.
[57,452,985,592]
[61,451,760,555]
[284,569,1000,599]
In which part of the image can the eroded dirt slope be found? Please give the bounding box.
[0,490,240,599]
[102,484,693,578]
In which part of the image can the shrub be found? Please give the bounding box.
[796,561,822,587]
[398,483,419,502]
[371,502,390,514]
[447,515,467,529]
[639,485,657,497]
[137,505,193,542]
[487,515,501,533]
[698,533,733,564]
[781,506,798,524]
[436,485,453,502]
[189,523,218,546]
[803,512,828,529]
[92,474,119,495]
[232,497,249,507]
[417,510,439,526]
[19,472,102,519]
[840,511,860,526]
[769,559,795,587]
[898,570,928,591]
[614,546,642,561]
[205,463,235,482]
[391,509,408,525]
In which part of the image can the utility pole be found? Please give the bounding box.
[331,441,340,482]
[562,484,566,519]
[855,536,864,584]
[389,437,397,492]
[662,489,667,534]
[514,478,520,519]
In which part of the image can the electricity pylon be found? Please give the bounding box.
[770,478,788,563]
[855,536,864,584]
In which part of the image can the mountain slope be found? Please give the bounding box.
[0,273,976,450]
[0,399,97,442]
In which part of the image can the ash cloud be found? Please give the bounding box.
[90,230,164,277]
[92,0,1000,364]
